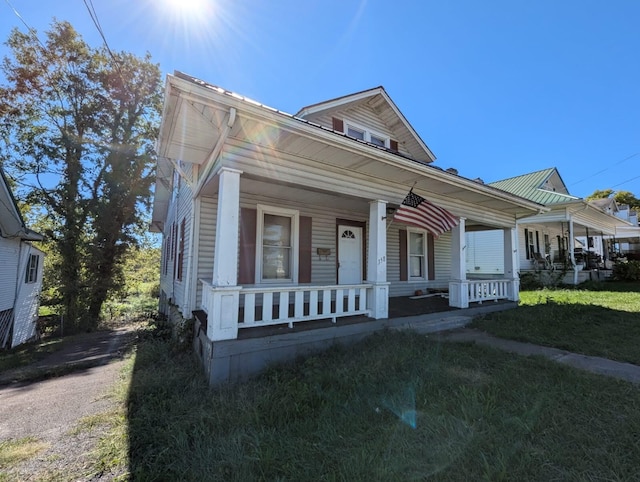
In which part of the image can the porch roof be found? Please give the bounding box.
[516,201,635,236]
[152,73,547,229]
[0,168,43,241]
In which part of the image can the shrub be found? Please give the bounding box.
[611,260,640,281]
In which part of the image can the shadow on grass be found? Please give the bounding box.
[125,326,640,481]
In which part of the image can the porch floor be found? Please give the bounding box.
[229,294,511,340]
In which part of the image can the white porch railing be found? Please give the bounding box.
[239,284,372,329]
[467,279,510,304]
[200,280,374,339]
[449,279,517,309]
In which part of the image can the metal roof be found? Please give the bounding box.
[488,168,580,205]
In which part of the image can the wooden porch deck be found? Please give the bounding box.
[194,294,512,340]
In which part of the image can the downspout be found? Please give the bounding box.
[185,165,201,316]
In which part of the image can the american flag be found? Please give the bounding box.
[393,189,459,237]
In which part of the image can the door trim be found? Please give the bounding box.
[336,218,366,282]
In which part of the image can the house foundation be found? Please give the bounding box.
[193,301,517,386]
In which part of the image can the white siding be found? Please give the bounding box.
[12,244,43,347]
[196,196,217,309]
[313,106,413,158]
[0,237,20,311]
[434,232,452,281]
[159,163,195,316]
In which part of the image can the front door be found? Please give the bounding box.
[338,225,362,285]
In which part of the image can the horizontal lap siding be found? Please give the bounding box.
[0,238,20,310]
[314,108,413,159]
[159,164,194,313]
[388,227,452,297]
[434,233,452,281]
[196,196,217,309]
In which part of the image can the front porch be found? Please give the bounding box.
[200,277,518,341]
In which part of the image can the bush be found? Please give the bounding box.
[611,260,640,281]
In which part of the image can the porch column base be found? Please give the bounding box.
[507,278,520,302]
[206,286,240,341]
[367,282,390,319]
[448,281,469,309]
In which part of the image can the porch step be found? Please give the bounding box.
[390,315,473,335]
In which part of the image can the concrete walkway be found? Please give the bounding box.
[436,327,640,385]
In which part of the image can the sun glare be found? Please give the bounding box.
[163,0,213,19]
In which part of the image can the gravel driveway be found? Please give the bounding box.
[0,328,135,480]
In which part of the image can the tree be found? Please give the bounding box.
[586,189,640,211]
[0,21,162,331]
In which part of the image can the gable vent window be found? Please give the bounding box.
[344,121,390,148]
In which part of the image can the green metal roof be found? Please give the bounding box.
[488,167,580,206]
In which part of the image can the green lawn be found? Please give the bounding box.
[471,281,640,365]
[92,326,640,481]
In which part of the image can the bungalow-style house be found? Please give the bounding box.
[151,72,546,384]
[485,168,638,284]
[587,197,640,259]
[0,168,44,348]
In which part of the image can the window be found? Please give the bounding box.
[346,126,365,141]
[526,229,535,259]
[344,121,389,148]
[257,205,299,282]
[25,254,39,283]
[408,230,426,279]
[176,219,185,281]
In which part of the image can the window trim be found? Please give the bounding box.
[344,120,390,148]
[25,254,39,284]
[406,228,427,281]
[255,204,299,284]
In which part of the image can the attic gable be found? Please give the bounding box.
[295,87,435,164]
[489,168,578,206]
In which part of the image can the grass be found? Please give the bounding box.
[0,437,49,470]
[86,324,640,481]
[0,337,65,373]
[472,281,640,364]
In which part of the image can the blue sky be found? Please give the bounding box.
[1,0,639,199]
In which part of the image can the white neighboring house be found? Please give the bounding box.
[481,168,640,284]
[150,73,546,384]
[586,197,640,259]
[0,168,45,348]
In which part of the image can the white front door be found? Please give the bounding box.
[338,225,362,285]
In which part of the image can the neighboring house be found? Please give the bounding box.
[483,167,638,284]
[588,198,640,259]
[0,168,44,348]
[150,72,545,383]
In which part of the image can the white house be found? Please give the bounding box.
[0,168,44,348]
[150,72,546,384]
[486,168,638,284]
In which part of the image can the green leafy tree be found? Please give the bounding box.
[586,189,640,211]
[0,21,162,331]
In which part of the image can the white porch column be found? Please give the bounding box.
[207,167,243,341]
[448,218,469,308]
[504,227,520,301]
[569,218,578,285]
[366,200,389,319]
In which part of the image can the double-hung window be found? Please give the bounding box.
[257,205,299,282]
[408,229,426,279]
